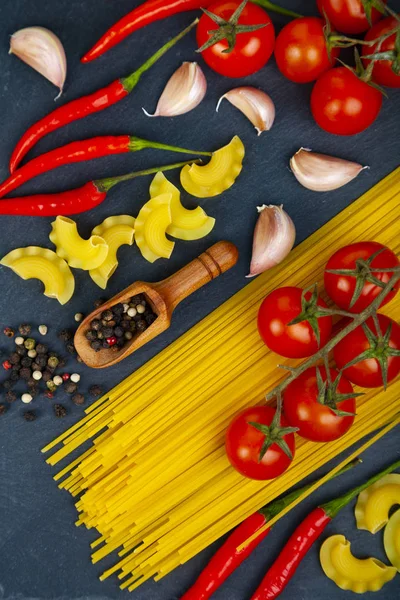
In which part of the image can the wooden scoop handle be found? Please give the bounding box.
[155,241,239,313]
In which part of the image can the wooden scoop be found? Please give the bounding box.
[75,241,239,368]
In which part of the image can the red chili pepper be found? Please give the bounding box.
[0,136,211,199]
[81,0,302,63]
[9,21,197,174]
[0,160,198,217]
[181,459,359,600]
[250,458,400,600]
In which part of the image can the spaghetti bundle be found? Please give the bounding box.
[43,168,400,591]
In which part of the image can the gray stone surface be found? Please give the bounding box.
[0,1,399,598]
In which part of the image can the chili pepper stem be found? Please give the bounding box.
[266,269,400,401]
[129,136,212,157]
[323,458,400,518]
[95,159,202,192]
[252,0,302,19]
[121,19,198,93]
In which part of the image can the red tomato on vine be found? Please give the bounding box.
[362,16,400,88]
[317,0,387,34]
[196,0,275,78]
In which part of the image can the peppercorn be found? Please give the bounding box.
[10,371,19,382]
[44,391,54,399]
[16,345,27,356]
[121,320,131,330]
[47,356,59,369]
[0,404,7,415]
[76,355,84,364]
[19,367,32,380]
[101,310,113,322]
[101,326,114,338]
[145,314,157,326]
[90,319,101,331]
[58,357,67,368]
[11,363,20,372]
[38,324,48,336]
[32,370,42,381]
[90,340,102,352]
[21,393,33,404]
[3,360,12,370]
[66,343,76,355]
[24,338,36,350]
[46,381,57,392]
[59,329,73,342]
[27,349,37,359]
[94,298,106,308]
[130,295,142,305]
[23,410,36,421]
[53,375,63,387]
[127,307,137,318]
[29,387,39,399]
[89,385,103,397]
[3,379,14,391]
[85,329,98,342]
[9,352,21,365]
[114,326,124,338]
[36,343,48,354]
[27,377,37,388]
[15,336,25,345]
[65,381,78,395]
[102,340,110,348]
[62,373,70,381]
[74,313,84,323]
[3,326,15,338]
[112,303,124,317]
[42,370,52,383]
[106,336,117,347]
[124,331,133,340]
[34,355,47,369]
[136,304,146,315]
[136,320,147,333]
[18,323,31,336]
[21,357,33,368]
[6,390,17,403]
[123,303,130,313]
[97,332,104,340]
[72,393,85,406]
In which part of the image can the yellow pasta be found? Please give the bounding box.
[1,246,74,305]
[50,216,109,270]
[42,168,400,590]
[355,474,400,533]
[180,136,245,198]
[320,535,397,593]
[134,193,174,263]
[149,172,215,240]
[384,509,400,572]
[89,216,135,289]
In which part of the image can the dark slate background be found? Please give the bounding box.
[0,1,399,599]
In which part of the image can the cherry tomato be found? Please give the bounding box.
[317,0,387,34]
[225,405,295,480]
[334,315,400,388]
[362,17,400,88]
[324,242,400,313]
[283,367,356,442]
[311,67,383,135]
[196,1,275,78]
[258,287,333,359]
[275,17,340,83]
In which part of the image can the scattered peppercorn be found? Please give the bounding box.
[90,340,102,352]
[74,313,84,323]
[21,393,33,404]
[2,360,12,370]
[24,338,36,350]
[53,375,63,387]
[54,404,67,418]
[34,355,47,369]
[46,381,57,392]
[4,380,15,391]
[15,336,25,346]
[4,327,15,338]
[94,298,106,309]
[6,390,17,403]
[36,343,48,354]
[72,393,85,406]
[136,320,147,333]
[47,356,59,369]
[89,385,103,398]
[42,370,52,383]
[9,352,21,365]
[62,373,70,381]
[27,377,37,388]
[27,349,37,359]
[0,404,7,415]
[18,324,31,336]
[101,310,113,322]
[16,345,26,356]
[85,329,98,341]
[65,381,78,395]
[90,319,101,331]
[76,355,84,364]
[24,411,36,421]
[106,336,117,347]
[44,391,54,399]
[70,373,80,383]
[58,357,67,368]
[10,371,19,382]
[19,367,32,380]
[59,329,73,342]
[21,357,33,368]
[145,314,157,326]
[38,325,48,336]
[66,343,76,355]
[101,326,114,338]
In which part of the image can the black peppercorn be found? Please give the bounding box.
[27,377,37,388]
[101,310,113,322]
[66,343,76,355]
[36,343,48,354]
[9,352,21,365]
[145,314,157,326]
[130,295,142,305]
[72,393,85,406]
[11,364,20,372]
[90,340,102,352]
[65,381,78,395]
[94,298,106,309]
[42,370,53,383]
[16,345,27,356]
[24,411,36,421]
[89,384,103,397]
[35,354,48,368]
[112,303,124,317]
[121,320,131,330]
[54,404,67,418]
[10,371,20,382]
[85,329,98,341]
[19,367,32,380]
[4,379,15,391]
[102,340,110,348]
[18,323,31,336]
[6,390,17,403]
[58,329,73,342]
[30,387,39,398]
[114,326,124,338]
[90,319,101,331]
[21,357,33,368]
[101,326,114,338]
[0,403,7,415]
[136,320,147,333]
[58,357,67,368]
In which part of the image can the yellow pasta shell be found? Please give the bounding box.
[320,534,397,594]
[150,172,215,241]
[384,508,400,572]
[49,216,109,270]
[134,193,174,263]
[355,474,400,533]
[89,216,135,290]
[0,246,74,305]
[180,135,245,198]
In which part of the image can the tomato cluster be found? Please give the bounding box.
[197,1,399,135]
[226,242,400,481]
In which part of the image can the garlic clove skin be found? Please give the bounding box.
[216,87,275,135]
[290,148,367,192]
[10,27,67,99]
[247,205,296,278]
[143,62,207,118]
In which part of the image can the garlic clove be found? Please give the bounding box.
[290,148,367,192]
[10,27,67,99]
[143,62,207,118]
[247,205,295,278]
[216,87,275,135]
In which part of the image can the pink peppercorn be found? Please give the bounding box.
[62,373,70,381]
[45,391,54,399]
[106,336,118,346]
[2,360,12,370]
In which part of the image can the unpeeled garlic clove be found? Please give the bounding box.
[247,205,296,278]
[216,87,275,135]
[9,27,67,99]
[290,148,367,192]
[143,62,207,118]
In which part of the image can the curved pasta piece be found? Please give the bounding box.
[49,216,109,270]
[89,215,135,289]
[320,534,396,594]
[384,508,400,572]
[1,246,74,305]
[180,135,245,198]
[135,193,174,263]
[149,172,215,240]
[355,474,400,533]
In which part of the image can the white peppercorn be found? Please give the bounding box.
[70,373,81,383]
[15,336,24,346]
[32,370,42,381]
[38,325,48,335]
[28,349,37,359]
[127,307,137,318]
[53,375,63,386]
[136,304,146,314]
[74,313,84,322]
[21,393,33,404]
